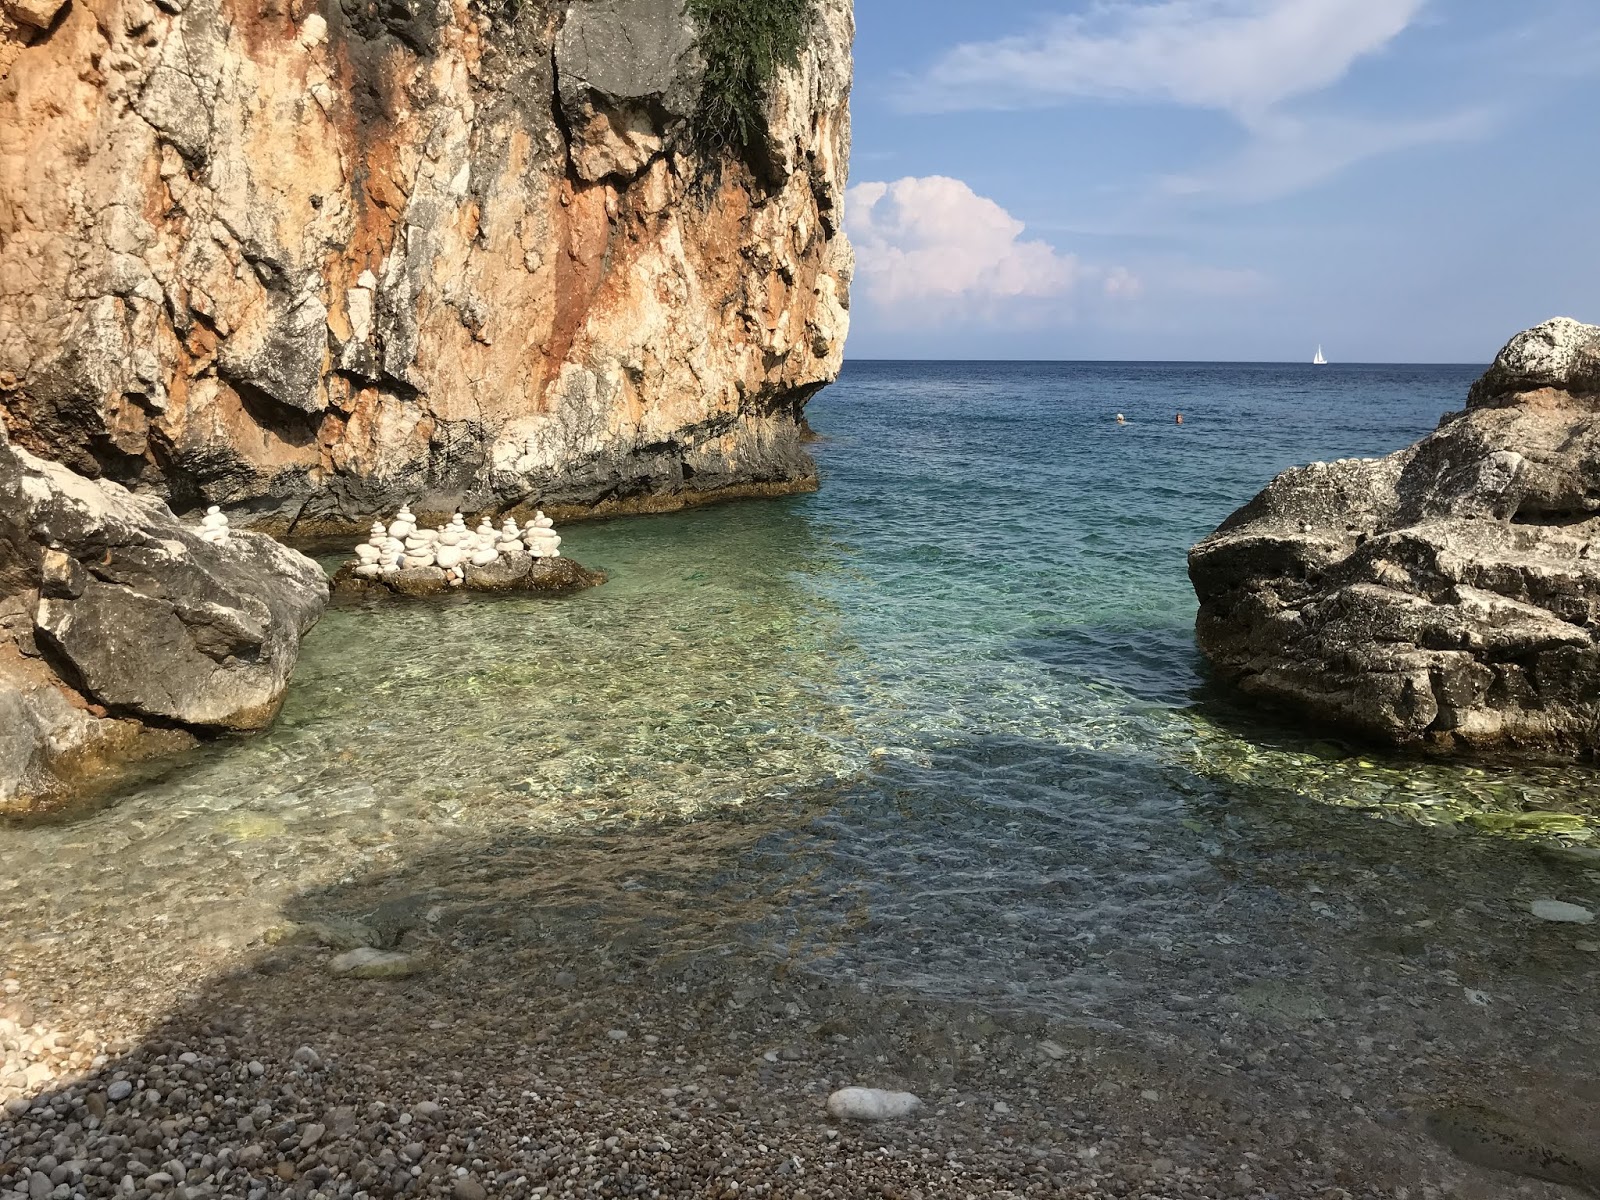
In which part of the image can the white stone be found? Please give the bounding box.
[328,948,426,978]
[824,1087,921,1122]
[1531,899,1594,924]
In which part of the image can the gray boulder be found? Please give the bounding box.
[1189,318,1600,757]
[0,425,328,809]
[554,0,703,182]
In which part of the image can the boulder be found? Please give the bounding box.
[0,424,328,809]
[554,0,702,182]
[330,552,605,602]
[1189,318,1600,757]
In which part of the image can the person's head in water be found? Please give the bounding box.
[1175,412,1184,425]
[1115,413,1125,425]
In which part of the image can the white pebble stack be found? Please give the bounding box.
[197,505,231,547]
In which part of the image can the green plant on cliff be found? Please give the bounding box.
[684,0,811,152]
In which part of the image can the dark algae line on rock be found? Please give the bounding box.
[1190,317,1600,759]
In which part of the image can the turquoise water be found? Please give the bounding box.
[5,362,1600,1165]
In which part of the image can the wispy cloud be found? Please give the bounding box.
[1162,107,1500,201]
[893,0,1500,204]
[901,0,1427,120]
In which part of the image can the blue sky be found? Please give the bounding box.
[842,0,1600,362]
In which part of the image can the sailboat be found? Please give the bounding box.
[1312,344,1327,365]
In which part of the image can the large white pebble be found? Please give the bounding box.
[1531,899,1594,924]
[825,1087,921,1122]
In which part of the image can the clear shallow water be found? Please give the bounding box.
[7,362,1600,1177]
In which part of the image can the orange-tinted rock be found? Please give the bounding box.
[0,0,853,534]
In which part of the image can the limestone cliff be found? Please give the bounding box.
[0,0,852,533]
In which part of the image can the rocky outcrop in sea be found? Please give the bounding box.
[0,0,853,534]
[0,425,328,811]
[1189,317,1600,757]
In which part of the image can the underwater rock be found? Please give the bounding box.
[1424,1104,1600,1195]
[1530,899,1594,924]
[0,425,328,812]
[327,948,428,979]
[825,1087,922,1122]
[1190,317,1600,757]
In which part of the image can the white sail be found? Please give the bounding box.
[1313,344,1327,365]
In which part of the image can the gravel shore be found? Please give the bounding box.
[0,948,1409,1200]
[2,822,1592,1200]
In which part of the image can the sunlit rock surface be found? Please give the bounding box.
[0,425,327,810]
[1190,318,1600,757]
[0,0,853,533]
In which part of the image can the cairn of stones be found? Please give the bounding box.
[196,505,231,546]
[351,505,563,585]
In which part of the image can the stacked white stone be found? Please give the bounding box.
[353,520,386,577]
[470,518,499,566]
[434,513,469,581]
[495,517,523,556]
[387,504,417,540]
[522,510,561,559]
[357,507,568,580]
[197,506,231,546]
[400,510,437,568]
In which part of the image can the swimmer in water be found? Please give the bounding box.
[1115,413,1125,425]
[1175,412,1184,425]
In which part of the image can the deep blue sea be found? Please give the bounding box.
[6,361,1600,1177]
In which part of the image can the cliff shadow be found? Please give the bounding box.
[2,734,1599,1197]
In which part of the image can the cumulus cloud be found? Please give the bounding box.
[901,0,1426,120]
[845,176,1092,316]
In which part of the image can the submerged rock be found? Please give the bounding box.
[1424,1104,1600,1195]
[327,948,428,979]
[825,1087,922,1122]
[0,425,328,812]
[1189,317,1600,757]
[1529,899,1594,924]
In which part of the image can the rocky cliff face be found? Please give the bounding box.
[0,0,852,534]
[1190,318,1600,758]
[0,422,327,810]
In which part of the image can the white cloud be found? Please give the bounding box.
[902,0,1427,120]
[845,177,1091,316]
